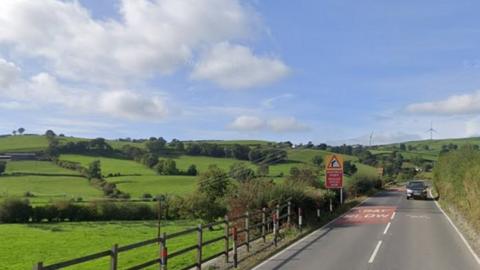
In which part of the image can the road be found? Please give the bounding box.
[254,189,480,270]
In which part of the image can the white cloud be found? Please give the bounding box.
[268,117,310,133]
[0,0,259,84]
[0,58,20,88]
[229,115,265,131]
[191,42,289,89]
[98,90,168,120]
[406,90,480,115]
[2,71,169,121]
[229,115,309,133]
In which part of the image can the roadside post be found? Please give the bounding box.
[325,154,344,205]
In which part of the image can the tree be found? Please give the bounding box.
[45,136,60,158]
[343,161,358,175]
[86,160,102,179]
[0,198,31,223]
[141,153,159,168]
[229,162,255,182]
[45,130,56,138]
[0,161,6,175]
[156,159,179,175]
[17,127,25,135]
[312,155,324,167]
[12,130,16,136]
[399,143,406,151]
[186,164,198,176]
[146,139,166,154]
[197,165,229,199]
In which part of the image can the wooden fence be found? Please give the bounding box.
[33,200,303,270]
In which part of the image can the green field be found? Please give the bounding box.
[0,175,102,204]
[0,220,223,270]
[60,155,156,176]
[5,161,80,175]
[109,175,197,197]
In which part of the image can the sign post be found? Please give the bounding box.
[325,154,344,204]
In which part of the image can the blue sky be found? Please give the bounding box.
[1,0,480,144]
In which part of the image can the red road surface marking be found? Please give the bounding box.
[335,206,396,225]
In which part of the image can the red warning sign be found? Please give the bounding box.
[325,154,344,189]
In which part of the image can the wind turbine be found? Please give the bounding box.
[369,131,374,146]
[426,121,437,140]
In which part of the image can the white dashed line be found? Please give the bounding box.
[390,212,396,220]
[383,222,391,235]
[368,240,383,263]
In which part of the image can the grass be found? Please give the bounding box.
[60,155,156,176]
[109,175,198,197]
[5,161,80,175]
[0,175,103,204]
[0,220,224,270]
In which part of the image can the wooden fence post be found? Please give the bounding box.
[261,207,266,243]
[287,201,291,225]
[33,262,43,270]
[197,224,203,270]
[224,215,229,263]
[110,244,118,270]
[245,211,250,252]
[161,232,168,270]
[233,227,238,268]
[330,198,333,213]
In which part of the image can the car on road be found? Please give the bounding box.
[406,181,428,200]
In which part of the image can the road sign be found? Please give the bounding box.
[325,154,344,189]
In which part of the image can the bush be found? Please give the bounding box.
[348,173,380,196]
[0,198,32,223]
[0,161,6,175]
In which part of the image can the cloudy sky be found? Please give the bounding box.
[1,0,480,144]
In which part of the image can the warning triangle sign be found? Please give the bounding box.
[327,155,343,169]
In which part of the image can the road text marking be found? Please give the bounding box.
[368,241,383,263]
[383,222,391,235]
[335,206,396,225]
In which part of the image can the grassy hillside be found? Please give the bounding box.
[0,175,102,204]
[0,220,223,270]
[434,147,480,232]
[5,161,80,176]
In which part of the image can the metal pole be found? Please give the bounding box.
[330,198,333,213]
[340,188,343,205]
[298,208,303,232]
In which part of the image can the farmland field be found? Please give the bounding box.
[0,220,224,270]
[60,155,156,176]
[109,175,198,197]
[0,175,103,204]
[5,161,80,175]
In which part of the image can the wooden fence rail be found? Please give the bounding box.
[33,200,304,270]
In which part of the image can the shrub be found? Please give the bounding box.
[0,161,6,175]
[348,173,380,196]
[0,198,32,223]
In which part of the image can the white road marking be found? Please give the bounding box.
[430,190,480,265]
[390,212,396,220]
[368,240,383,263]
[251,196,372,270]
[383,222,391,235]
